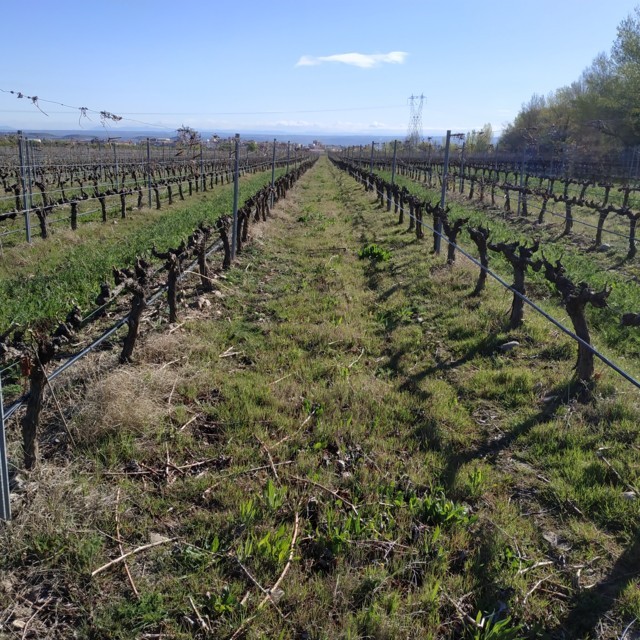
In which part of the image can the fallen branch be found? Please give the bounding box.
[289,474,358,514]
[220,346,244,358]
[261,511,299,604]
[348,348,365,368]
[229,512,300,640]
[115,488,139,598]
[188,595,211,634]
[178,414,200,432]
[256,435,279,481]
[231,555,286,620]
[20,596,53,640]
[170,456,224,472]
[523,574,554,605]
[516,560,554,576]
[92,537,177,577]
[597,449,639,494]
[444,593,482,629]
[273,409,316,447]
[269,372,293,386]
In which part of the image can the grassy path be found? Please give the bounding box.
[2,156,639,639]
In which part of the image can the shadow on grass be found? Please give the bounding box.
[397,331,506,392]
[378,282,404,302]
[439,380,580,489]
[555,530,640,637]
[608,253,635,270]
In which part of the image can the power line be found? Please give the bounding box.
[0,89,405,126]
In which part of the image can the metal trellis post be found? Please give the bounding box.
[113,142,119,191]
[437,130,452,255]
[147,138,152,208]
[270,138,276,209]
[200,144,205,191]
[17,131,31,243]
[517,144,526,216]
[459,141,466,193]
[0,376,11,521]
[25,137,34,212]
[391,140,398,185]
[231,134,240,262]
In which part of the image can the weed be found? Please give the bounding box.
[465,466,485,500]
[410,490,475,528]
[470,613,525,640]
[263,478,287,511]
[206,585,242,619]
[239,497,258,525]
[359,243,391,262]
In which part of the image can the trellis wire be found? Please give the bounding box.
[342,162,640,392]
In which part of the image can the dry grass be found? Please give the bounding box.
[72,365,177,445]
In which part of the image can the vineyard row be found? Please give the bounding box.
[0,137,309,248]
[0,157,317,519]
[331,156,640,396]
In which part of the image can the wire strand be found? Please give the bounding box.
[337,159,640,392]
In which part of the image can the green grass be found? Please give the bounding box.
[1,155,639,638]
[0,167,287,330]
[373,167,640,362]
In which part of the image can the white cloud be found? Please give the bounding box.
[296,51,408,69]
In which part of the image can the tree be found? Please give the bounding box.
[499,5,640,153]
[611,7,640,146]
[466,124,493,153]
[176,126,201,149]
[613,6,640,66]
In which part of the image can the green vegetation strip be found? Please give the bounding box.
[0,167,286,329]
[2,156,639,638]
[374,168,640,363]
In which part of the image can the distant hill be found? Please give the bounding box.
[0,127,473,147]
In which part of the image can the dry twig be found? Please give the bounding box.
[188,595,210,634]
[203,461,293,494]
[115,488,139,598]
[92,537,177,577]
[229,512,300,640]
[256,435,279,481]
[289,474,358,514]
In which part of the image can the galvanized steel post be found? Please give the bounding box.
[459,140,466,193]
[391,140,398,186]
[386,141,397,209]
[200,144,205,191]
[25,137,34,212]
[270,138,276,209]
[17,131,31,243]
[146,138,152,208]
[113,141,119,191]
[231,134,240,262]
[517,143,526,216]
[0,377,11,521]
[286,141,290,174]
[437,130,452,255]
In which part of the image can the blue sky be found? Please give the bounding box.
[1,0,638,137]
